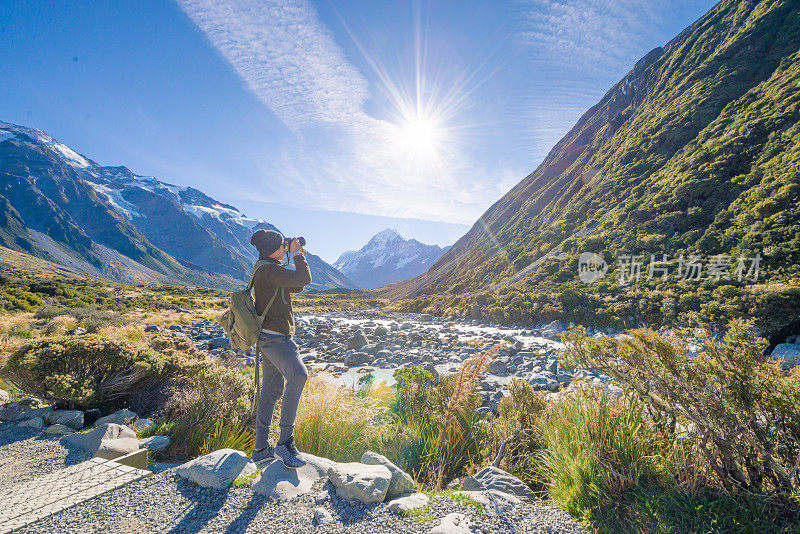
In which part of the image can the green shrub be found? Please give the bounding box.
[562,320,800,494]
[537,382,678,526]
[165,362,253,459]
[294,376,396,462]
[490,379,549,492]
[2,335,175,409]
[198,419,255,457]
[393,357,490,488]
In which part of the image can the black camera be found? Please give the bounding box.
[284,236,306,248]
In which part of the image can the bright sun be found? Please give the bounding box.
[395,114,442,157]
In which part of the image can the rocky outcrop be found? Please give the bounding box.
[176,449,256,489]
[327,462,392,504]
[63,423,140,460]
[252,453,334,500]
[461,467,536,502]
[361,451,415,499]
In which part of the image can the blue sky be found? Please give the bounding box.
[0,0,717,263]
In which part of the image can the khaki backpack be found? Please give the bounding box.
[218,260,282,412]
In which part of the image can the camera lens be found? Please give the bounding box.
[298,237,306,247]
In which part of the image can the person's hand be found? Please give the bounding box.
[289,238,302,255]
[295,246,307,258]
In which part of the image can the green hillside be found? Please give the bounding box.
[387,0,800,337]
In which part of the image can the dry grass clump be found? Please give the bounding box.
[292,375,399,462]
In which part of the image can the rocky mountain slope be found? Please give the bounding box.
[0,121,356,290]
[386,0,800,336]
[333,229,449,289]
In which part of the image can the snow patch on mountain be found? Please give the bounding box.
[0,129,15,143]
[89,182,144,220]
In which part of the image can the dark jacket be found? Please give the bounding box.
[253,255,312,336]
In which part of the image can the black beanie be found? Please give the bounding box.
[251,229,284,255]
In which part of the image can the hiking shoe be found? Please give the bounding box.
[274,436,306,468]
[252,445,275,464]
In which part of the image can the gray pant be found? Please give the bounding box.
[254,332,309,449]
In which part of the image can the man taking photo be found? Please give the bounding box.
[248,229,312,468]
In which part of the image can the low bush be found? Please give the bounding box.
[393,354,490,488]
[537,382,683,527]
[2,334,179,410]
[164,361,253,459]
[562,320,800,494]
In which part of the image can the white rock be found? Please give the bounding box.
[139,435,171,451]
[0,389,9,402]
[312,507,335,526]
[361,451,415,499]
[95,408,138,426]
[452,489,520,515]
[429,512,471,534]
[45,424,74,435]
[176,449,256,489]
[386,492,429,513]
[771,343,800,370]
[62,423,139,459]
[462,466,536,502]
[18,417,45,430]
[252,453,334,501]
[327,462,392,503]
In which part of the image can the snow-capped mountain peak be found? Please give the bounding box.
[333,229,451,289]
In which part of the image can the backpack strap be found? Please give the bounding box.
[246,260,271,290]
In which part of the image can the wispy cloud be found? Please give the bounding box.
[177,0,370,130]
[518,0,680,74]
[176,0,519,224]
[515,0,702,163]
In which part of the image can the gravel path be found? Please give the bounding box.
[1,422,588,533]
[0,422,91,493]
[17,467,589,534]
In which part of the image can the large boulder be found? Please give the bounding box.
[771,343,800,370]
[11,406,53,422]
[452,489,521,515]
[327,462,392,503]
[45,424,74,435]
[45,410,84,430]
[95,408,138,427]
[62,423,140,459]
[252,453,334,500]
[0,397,41,422]
[139,436,171,451]
[346,330,369,351]
[18,417,45,430]
[345,352,369,367]
[429,512,471,534]
[176,449,256,489]
[361,451,415,499]
[386,492,429,513]
[461,466,536,502]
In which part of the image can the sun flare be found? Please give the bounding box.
[395,114,442,157]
